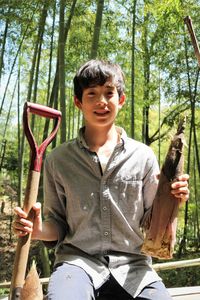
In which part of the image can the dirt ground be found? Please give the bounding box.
[0,181,41,286]
[0,183,18,284]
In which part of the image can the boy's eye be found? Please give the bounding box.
[87,91,95,96]
[107,91,114,97]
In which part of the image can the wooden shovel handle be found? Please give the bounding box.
[10,171,40,300]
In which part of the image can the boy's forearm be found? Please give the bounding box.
[32,220,59,242]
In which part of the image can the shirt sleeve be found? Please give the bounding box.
[140,149,159,228]
[42,155,69,247]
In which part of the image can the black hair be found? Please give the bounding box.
[73,59,125,101]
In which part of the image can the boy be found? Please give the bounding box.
[14,60,189,300]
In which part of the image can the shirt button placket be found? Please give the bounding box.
[101,181,111,250]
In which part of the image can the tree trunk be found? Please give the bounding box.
[31,2,49,131]
[1,78,17,141]
[142,13,150,144]
[0,77,17,171]
[17,68,23,207]
[59,0,67,143]
[46,0,56,106]
[90,0,104,59]
[44,0,77,144]
[0,25,28,115]
[42,1,57,141]
[0,10,9,83]
[131,0,137,139]
[193,148,200,249]
[67,90,72,140]
[39,243,51,277]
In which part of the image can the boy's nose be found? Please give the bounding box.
[96,95,108,105]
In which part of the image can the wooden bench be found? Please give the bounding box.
[169,286,200,299]
[1,286,200,299]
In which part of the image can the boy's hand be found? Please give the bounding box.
[171,174,190,204]
[13,202,42,239]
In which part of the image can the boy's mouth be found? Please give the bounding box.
[94,110,110,116]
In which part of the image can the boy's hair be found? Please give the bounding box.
[73,59,125,101]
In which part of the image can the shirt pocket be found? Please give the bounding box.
[118,180,143,216]
[80,191,100,211]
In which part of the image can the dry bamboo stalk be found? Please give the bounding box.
[184,16,200,67]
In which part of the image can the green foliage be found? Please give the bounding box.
[0,288,9,296]
[158,254,200,288]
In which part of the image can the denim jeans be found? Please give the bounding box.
[47,263,172,300]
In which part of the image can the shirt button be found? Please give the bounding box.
[104,231,109,236]
[121,192,126,199]
[103,206,107,211]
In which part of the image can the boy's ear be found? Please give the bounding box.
[118,94,126,109]
[74,96,82,110]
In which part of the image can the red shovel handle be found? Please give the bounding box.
[26,101,61,118]
[23,102,62,172]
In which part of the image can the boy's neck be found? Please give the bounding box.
[84,124,119,153]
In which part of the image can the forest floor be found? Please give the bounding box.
[0,179,18,284]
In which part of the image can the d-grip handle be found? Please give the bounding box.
[25,101,61,119]
[23,102,62,172]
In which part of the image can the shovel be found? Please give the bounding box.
[9,102,62,300]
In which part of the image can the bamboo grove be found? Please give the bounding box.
[0,0,200,279]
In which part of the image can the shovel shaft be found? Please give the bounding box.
[10,170,40,300]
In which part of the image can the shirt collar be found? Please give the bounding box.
[77,126,127,150]
[77,127,89,149]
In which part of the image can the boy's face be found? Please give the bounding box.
[74,81,125,128]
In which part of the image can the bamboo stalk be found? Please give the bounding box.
[184,16,200,67]
[153,258,200,271]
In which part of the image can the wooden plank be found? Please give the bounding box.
[172,296,200,300]
[169,286,200,300]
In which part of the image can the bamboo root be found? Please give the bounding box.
[21,262,43,300]
[141,119,186,259]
